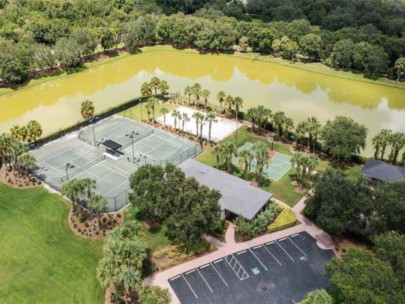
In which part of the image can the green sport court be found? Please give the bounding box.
[31,116,201,211]
[231,142,292,181]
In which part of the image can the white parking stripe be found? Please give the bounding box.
[181,274,198,299]
[210,262,228,286]
[214,259,223,264]
[170,275,181,280]
[266,241,275,245]
[200,264,210,269]
[279,237,287,241]
[237,250,247,255]
[197,268,213,293]
[276,241,294,262]
[186,269,196,275]
[291,233,299,238]
[288,237,308,258]
[253,245,262,249]
[249,248,268,271]
[263,244,282,266]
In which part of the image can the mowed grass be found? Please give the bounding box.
[119,102,179,122]
[0,184,104,304]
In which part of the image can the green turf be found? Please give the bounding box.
[119,102,179,122]
[0,184,104,304]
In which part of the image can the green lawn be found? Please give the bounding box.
[119,102,179,122]
[0,184,104,304]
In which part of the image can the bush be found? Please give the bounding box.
[268,205,296,233]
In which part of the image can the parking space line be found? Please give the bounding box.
[266,241,275,245]
[291,233,299,238]
[214,259,223,264]
[279,237,287,241]
[253,245,262,249]
[263,244,282,265]
[197,268,213,293]
[181,274,198,299]
[170,275,181,280]
[288,237,308,258]
[200,264,210,269]
[249,248,268,271]
[186,269,196,275]
[237,250,247,255]
[210,262,228,287]
[276,241,295,262]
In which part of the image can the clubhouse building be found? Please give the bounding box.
[362,158,405,184]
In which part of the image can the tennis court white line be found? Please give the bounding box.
[249,248,268,271]
[273,163,292,181]
[170,275,181,280]
[210,262,228,287]
[181,274,198,299]
[263,244,282,265]
[186,269,196,275]
[197,268,213,293]
[288,237,307,258]
[276,241,295,262]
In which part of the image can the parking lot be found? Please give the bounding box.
[169,232,335,304]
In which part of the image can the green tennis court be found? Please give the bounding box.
[232,142,292,181]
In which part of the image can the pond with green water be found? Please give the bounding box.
[0,47,404,156]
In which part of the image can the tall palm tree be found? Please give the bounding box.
[149,76,161,95]
[233,96,243,121]
[159,107,169,127]
[212,145,223,168]
[140,82,152,96]
[246,108,257,133]
[9,139,26,171]
[388,132,405,164]
[88,193,108,220]
[372,133,383,159]
[216,90,226,112]
[171,110,180,129]
[306,117,321,152]
[202,89,210,110]
[222,142,236,173]
[295,121,308,151]
[199,114,206,139]
[181,112,190,132]
[224,95,233,114]
[61,179,85,212]
[254,142,270,183]
[15,153,37,175]
[0,133,12,169]
[376,129,392,160]
[82,178,96,199]
[147,97,159,121]
[81,100,95,120]
[184,86,193,106]
[238,149,252,178]
[192,112,200,137]
[206,113,218,142]
[26,120,43,142]
[10,125,21,141]
[192,83,202,108]
[255,106,272,134]
[159,80,169,96]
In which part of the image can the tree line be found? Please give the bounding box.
[1,1,404,84]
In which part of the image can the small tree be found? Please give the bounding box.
[159,80,169,95]
[394,57,405,82]
[87,194,108,221]
[140,82,152,96]
[239,36,249,52]
[80,100,95,120]
[26,120,43,142]
[138,285,171,304]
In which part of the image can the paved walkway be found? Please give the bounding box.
[143,190,333,303]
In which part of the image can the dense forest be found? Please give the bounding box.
[0,0,404,84]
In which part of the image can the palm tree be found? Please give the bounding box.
[216,90,226,112]
[0,134,12,169]
[26,120,43,142]
[147,97,159,121]
[159,107,169,127]
[212,145,223,168]
[233,96,243,121]
[149,76,161,95]
[238,149,252,178]
[140,82,152,96]
[255,106,272,134]
[192,83,202,108]
[394,57,405,82]
[10,125,22,141]
[202,89,210,110]
[388,132,405,164]
[246,108,257,133]
[9,139,26,171]
[295,121,308,151]
[81,100,95,120]
[181,112,190,132]
[224,95,233,114]
[273,111,294,140]
[306,117,321,152]
[171,110,180,129]
[375,129,392,160]
[222,142,236,173]
[372,133,383,159]
[192,112,200,137]
[61,179,85,212]
[199,114,206,139]
[118,266,142,302]
[254,142,270,183]
[15,153,37,175]
[184,86,193,106]
[82,178,96,199]
[206,113,218,142]
[159,80,169,96]
[88,193,108,220]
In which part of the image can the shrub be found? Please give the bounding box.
[84,222,89,228]
[116,213,122,218]
[268,205,296,233]
[73,223,77,229]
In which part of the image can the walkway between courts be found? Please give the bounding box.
[143,190,333,303]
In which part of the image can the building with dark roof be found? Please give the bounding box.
[178,159,273,220]
[362,158,405,183]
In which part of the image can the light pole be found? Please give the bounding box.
[65,163,74,180]
[88,116,99,146]
[125,130,139,163]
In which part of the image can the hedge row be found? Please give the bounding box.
[268,204,296,233]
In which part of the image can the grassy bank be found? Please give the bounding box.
[0,184,104,304]
[2,45,403,97]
